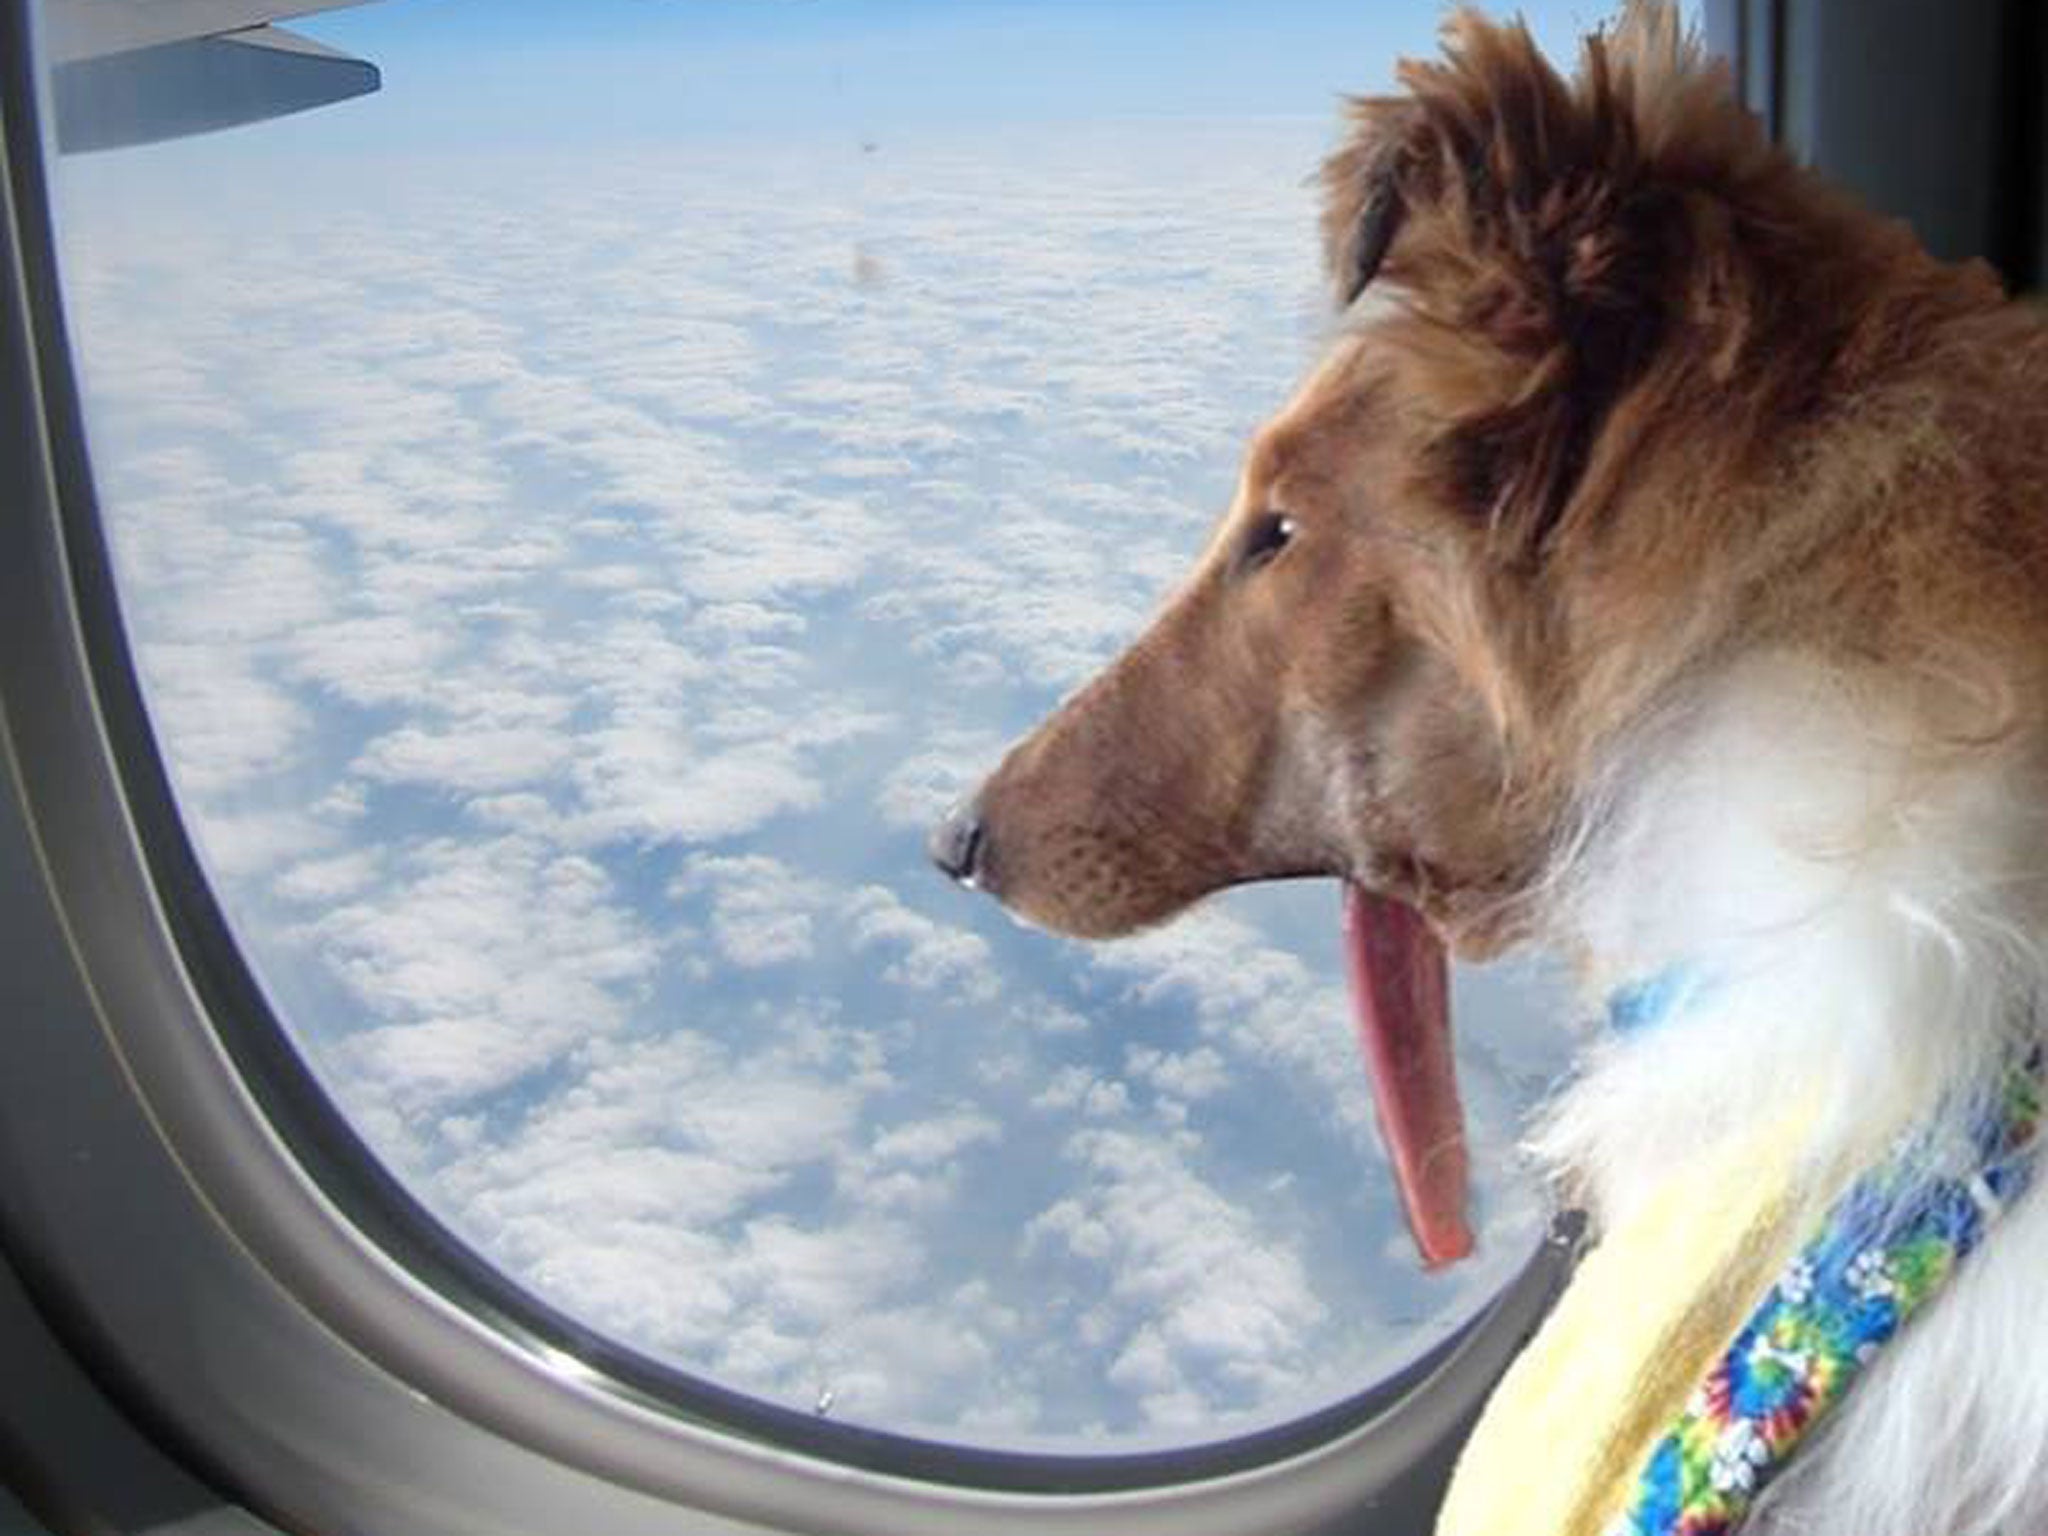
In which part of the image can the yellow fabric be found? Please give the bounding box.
[1437,1117,1820,1536]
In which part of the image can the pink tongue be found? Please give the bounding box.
[1342,881,1473,1268]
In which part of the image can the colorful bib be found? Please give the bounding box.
[1435,966,2042,1536]
[1609,1059,2041,1535]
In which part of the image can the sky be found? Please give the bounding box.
[45,0,1669,1452]
[224,0,1630,149]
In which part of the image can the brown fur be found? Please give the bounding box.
[961,2,2048,958]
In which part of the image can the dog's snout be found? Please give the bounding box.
[929,800,989,888]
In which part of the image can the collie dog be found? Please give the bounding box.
[930,4,2048,1531]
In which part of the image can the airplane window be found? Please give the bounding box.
[46,0,1615,1456]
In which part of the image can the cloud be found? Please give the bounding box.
[354,722,577,795]
[272,847,383,904]
[184,804,336,883]
[136,641,312,796]
[868,1109,1002,1167]
[672,853,826,967]
[1024,1125,1327,1427]
[1125,1044,1230,1102]
[306,834,660,1119]
[571,725,830,845]
[845,884,1000,1002]
[1030,1065,1134,1119]
[872,730,1005,831]
[1093,901,1383,1151]
[61,120,1570,1448]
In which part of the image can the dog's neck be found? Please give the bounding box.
[1435,655,2048,1536]
[1534,656,2048,1232]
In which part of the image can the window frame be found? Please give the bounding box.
[1702,0,2045,289]
[0,1,1579,1530]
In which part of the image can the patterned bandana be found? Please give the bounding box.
[1605,1048,2043,1535]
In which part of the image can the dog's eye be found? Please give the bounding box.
[1234,512,1297,574]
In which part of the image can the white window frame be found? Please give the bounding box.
[0,3,1578,1530]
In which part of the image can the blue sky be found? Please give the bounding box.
[271,0,1631,147]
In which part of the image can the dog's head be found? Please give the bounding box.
[932,2,1979,961]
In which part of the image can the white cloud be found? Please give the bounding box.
[873,731,1005,832]
[869,1109,1002,1167]
[1125,1044,1230,1102]
[845,884,999,1002]
[273,847,383,904]
[307,834,659,1117]
[672,853,825,968]
[286,612,464,710]
[571,724,827,845]
[1024,1125,1327,1427]
[137,641,311,796]
[354,722,576,795]
[1093,902,1383,1151]
[62,122,1568,1449]
[1030,1065,1134,1120]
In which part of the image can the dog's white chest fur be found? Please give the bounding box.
[1526,659,2048,1536]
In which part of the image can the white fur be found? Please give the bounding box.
[1528,657,2048,1536]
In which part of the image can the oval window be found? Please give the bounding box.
[51,0,1600,1453]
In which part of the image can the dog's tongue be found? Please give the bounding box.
[1342,882,1473,1268]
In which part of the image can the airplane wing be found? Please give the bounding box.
[45,0,381,153]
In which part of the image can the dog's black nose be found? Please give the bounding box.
[928,801,988,887]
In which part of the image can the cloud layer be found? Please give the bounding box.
[57,120,1568,1448]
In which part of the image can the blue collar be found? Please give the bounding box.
[1604,963,1708,1034]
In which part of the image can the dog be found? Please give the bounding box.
[929,5,2048,1533]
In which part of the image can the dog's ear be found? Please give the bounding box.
[1322,3,1738,558]
[1320,102,1415,308]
